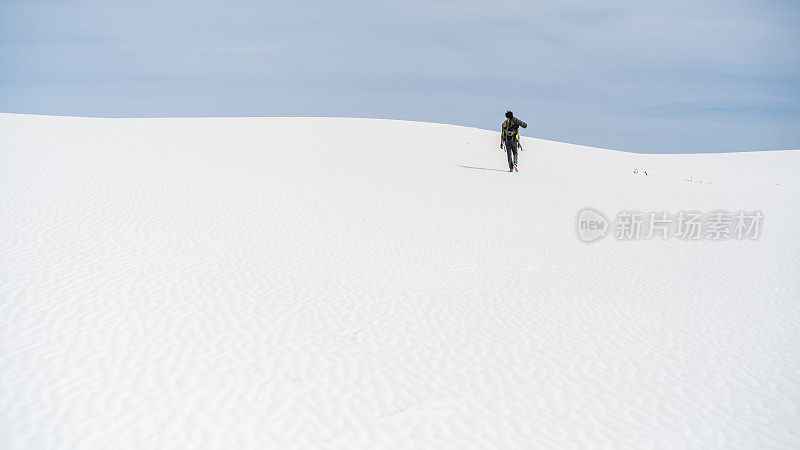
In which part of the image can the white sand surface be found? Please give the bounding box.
[2,114,799,448]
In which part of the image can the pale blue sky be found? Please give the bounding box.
[1,0,798,153]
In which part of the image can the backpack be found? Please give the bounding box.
[503,119,519,141]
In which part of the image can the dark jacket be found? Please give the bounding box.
[502,117,527,142]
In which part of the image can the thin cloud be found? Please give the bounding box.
[0,0,797,152]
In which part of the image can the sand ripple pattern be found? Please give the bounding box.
[2,115,799,449]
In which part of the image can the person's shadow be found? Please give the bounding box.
[458,165,507,173]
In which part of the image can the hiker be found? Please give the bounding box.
[501,111,527,172]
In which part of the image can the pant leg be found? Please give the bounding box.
[505,143,514,170]
[512,144,518,166]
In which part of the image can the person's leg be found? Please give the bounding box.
[512,144,518,167]
[505,142,514,171]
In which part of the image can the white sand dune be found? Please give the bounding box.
[2,113,799,448]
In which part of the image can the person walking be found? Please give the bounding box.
[501,110,527,172]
